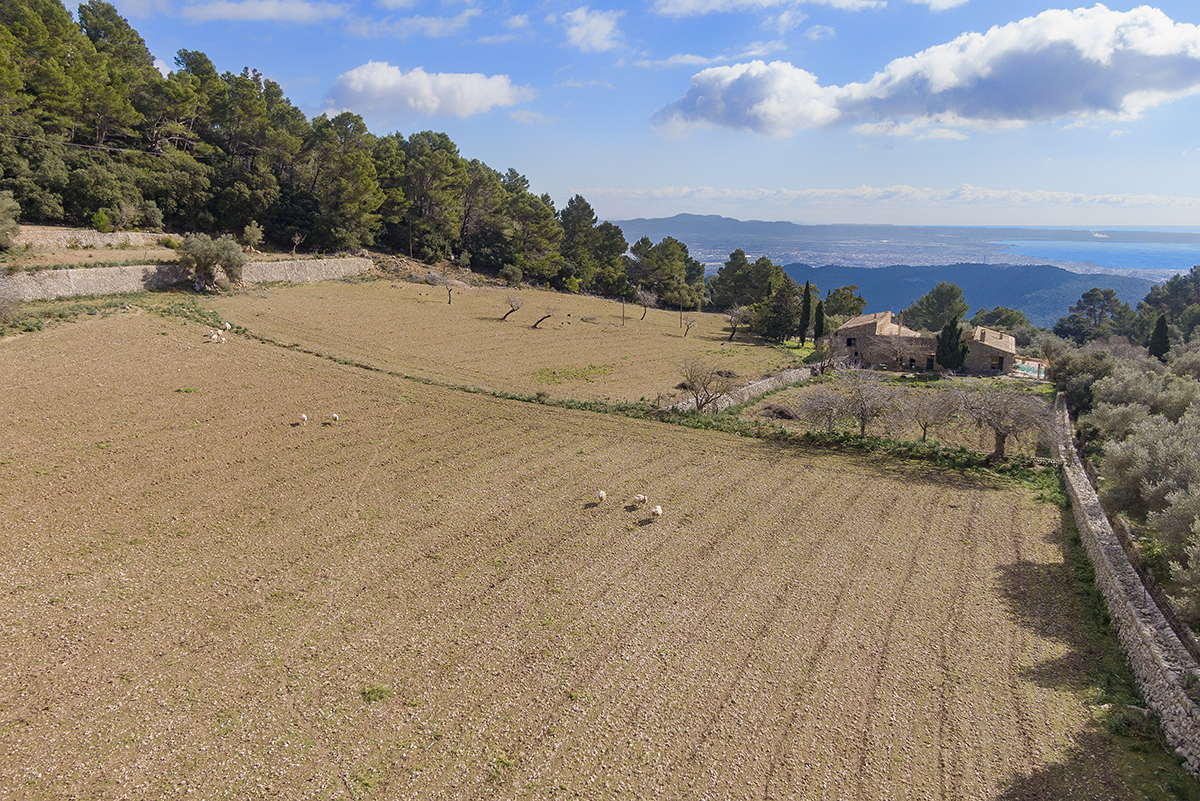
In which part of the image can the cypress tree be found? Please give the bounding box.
[1149,313,1171,362]
[935,317,969,372]
[798,281,812,345]
[813,300,825,339]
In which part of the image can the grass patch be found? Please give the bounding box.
[360,684,394,703]
[1060,495,1200,799]
[530,364,613,385]
[0,293,147,337]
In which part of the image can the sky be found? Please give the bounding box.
[103,0,1200,226]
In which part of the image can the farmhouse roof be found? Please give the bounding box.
[837,311,924,339]
[968,326,1017,354]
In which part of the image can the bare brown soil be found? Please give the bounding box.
[204,280,797,403]
[0,307,1133,799]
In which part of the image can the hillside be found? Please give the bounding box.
[781,262,1158,328]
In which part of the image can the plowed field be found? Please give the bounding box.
[0,306,1132,799]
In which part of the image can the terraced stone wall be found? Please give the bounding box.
[1056,395,1200,772]
[0,258,372,302]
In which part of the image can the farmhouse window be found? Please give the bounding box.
[991,354,1004,370]
[846,337,856,346]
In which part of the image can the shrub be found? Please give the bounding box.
[0,191,19,250]
[498,264,522,287]
[177,233,246,288]
[91,209,112,233]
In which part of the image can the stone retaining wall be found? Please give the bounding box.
[0,258,372,302]
[671,367,813,412]
[1056,395,1200,771]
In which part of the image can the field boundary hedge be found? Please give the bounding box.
[1057,393,1200,772]
[0,258,372,301]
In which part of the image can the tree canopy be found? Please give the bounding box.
[902,281,969,333]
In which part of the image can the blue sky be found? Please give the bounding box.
[107,0,1200,226]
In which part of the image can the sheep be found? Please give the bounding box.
[597,490,607,502]
[300,414,307,424]
[331,413,339,422]
[634,494,647,505]
[219,336,226,344]
[223,322,231,331]
[209,332,219,342]
[651,505,663,519]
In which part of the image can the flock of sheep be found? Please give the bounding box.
[598,490,663,520]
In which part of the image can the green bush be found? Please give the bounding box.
[498,264,522,287]
[91,209,112,233]
[177,233,246,287]
[0,191,19,250]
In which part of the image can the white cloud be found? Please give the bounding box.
[908,0,968,10]
[804,24,835,40]
[346,7,481,37]
[326,61,535,118]
[654,60,843,137]
[562,7,625,53]
[181,0,347,22]
[764,9,806,34]
[511,110,562,124]
[635,40,784,69]
[153,58,170,76]
[557,78,616,89]
[583,183,1200,210]
[657,6,1200,136]
[506,14,530,29]
[652,0,881,19]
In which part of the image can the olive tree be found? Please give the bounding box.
[177,233,246,288]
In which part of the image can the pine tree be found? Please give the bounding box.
[1149,313,1171,363]
[935,317,968,372]
[798,280,812,346]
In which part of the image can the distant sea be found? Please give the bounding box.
[991,240,1200,273]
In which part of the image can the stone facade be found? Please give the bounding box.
[835,313,1017,374]
[0,258,373,302]
[1057,395,1200,772]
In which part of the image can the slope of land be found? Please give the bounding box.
[203,279,796,402]
[0,284,1158,798]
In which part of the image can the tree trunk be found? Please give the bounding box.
[992,430,1007,460]
[641,306,647,321]
[501,308,516,321]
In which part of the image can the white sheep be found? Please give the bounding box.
[209,332,219,342]
[634,494,647,505]
[598,490,607,502]
[651,505,663,519]
[224,322,231,331]
[300,414,308,424]
[219,336,226,344]
[331,413,339,422]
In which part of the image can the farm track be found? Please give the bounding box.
[0,298,1138,799]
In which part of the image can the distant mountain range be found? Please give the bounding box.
[610,214,1186,326]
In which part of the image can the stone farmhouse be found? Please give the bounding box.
[835,311,1017,374]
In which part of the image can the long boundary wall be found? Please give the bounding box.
[671,367,813,412]
[0,258,372,302]
[1056,394,1200,771]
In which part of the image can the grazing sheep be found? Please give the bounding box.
[331,413,339,422]
[300,414,307,424]
[224,322,231,331]
[219,336,226,344]
[598,490,607,502]
[651,505,663,519]
[634,494,647,505]
[209,332,219,342]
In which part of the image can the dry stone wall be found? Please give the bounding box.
[1056,395,1200,771]
[671,367,813,412]
[0,258,372,302]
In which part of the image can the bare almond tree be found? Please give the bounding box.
[501,293,524,321]
[836,367,901,436]
[679,359,739,413]
[532,307,557,329]
[905,388,958,442]
[953,383,1052,460]
[634,287,658,321]
[726,304,750,341]
[801,388,847,432]
[683,317,697,337]
[427,273,458,304]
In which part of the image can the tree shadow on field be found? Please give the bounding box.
[993,727,1139,801]
[994,556,1095,694]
